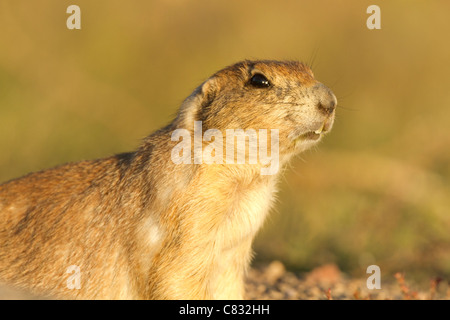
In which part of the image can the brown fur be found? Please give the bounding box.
[0,60,336,299]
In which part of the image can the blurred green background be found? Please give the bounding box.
[1,0,449,283]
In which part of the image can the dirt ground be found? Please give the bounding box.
[245,261,450,300]
[1,261,448,300]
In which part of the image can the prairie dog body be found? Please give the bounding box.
[0,60,336,299]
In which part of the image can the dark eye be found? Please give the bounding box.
[250,73,271,88]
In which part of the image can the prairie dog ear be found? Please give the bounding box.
[175,77,217,129]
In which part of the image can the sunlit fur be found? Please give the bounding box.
[0,60,336,299]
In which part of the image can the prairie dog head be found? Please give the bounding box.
[174,60,337,170]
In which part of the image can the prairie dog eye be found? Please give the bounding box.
[250,73,271,88]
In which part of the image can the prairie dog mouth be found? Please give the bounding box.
[296,131,322,141]
[295,122,326,141]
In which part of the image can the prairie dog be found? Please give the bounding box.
[0,60,336,299]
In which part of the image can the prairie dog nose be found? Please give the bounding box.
[313,83,337,115]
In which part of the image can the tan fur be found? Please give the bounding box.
[0,60,336,299]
